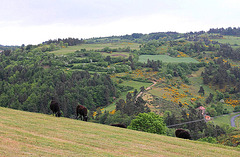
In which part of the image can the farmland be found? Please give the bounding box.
[50,42,140,55]
[138,55,199,63]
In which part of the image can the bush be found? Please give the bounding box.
[198,137,217,144]
[128,112,167,135]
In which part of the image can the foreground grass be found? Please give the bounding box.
[0,107,239,156]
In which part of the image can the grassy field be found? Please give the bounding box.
[211,36,240,48]
[50,42,140,55]
[100,51,130,58]
[212,112,240,127]
[1,107,240,156]
[138,55,199,63]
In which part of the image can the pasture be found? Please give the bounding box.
[211,36,240,48]
[50,42,140,56]
[1,107,240,156]
[138,55,199,63]
[101,51,130,58]
[212,112,239,127]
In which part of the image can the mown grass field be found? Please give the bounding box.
[50,42,140,55]
[0,107,240,157]
[138,55,199,63]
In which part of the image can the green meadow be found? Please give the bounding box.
[1,107,239,157]
[139,55,199,63]
[212,36,240,48]
[50,42,140,55]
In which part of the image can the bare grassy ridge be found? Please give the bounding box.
[0,107,239,157]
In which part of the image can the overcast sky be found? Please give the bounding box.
[1,0,240,45]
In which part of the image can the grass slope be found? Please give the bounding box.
[50,42,140,56]
[0,107,240,156]
[138,55,199,63]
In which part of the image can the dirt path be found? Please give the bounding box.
[231,113,240,127]
[135,81,157,101]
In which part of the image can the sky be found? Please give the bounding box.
[1,0,240,45]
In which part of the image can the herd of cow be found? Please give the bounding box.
[50,99,191,140]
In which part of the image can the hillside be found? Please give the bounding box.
[0,107,239,157]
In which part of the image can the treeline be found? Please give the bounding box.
[42,37,85,46]
[87,32,182,43]
[0,45,19,51]
[0,48,117,118]
[208,27,240,36]
[120,32,181,41]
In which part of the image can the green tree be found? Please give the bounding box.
[198,86,205,96]
[49,43,56,51]
[59,41,64,48]
[128,112,166,135]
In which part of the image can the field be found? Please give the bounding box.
[50,42,140,55]
[1,107,240,157]
[212,36,240,48]
[138,55,199,63]
[212,113,240,127]
[100,51,130,58]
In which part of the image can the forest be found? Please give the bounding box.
[1,27,240,147]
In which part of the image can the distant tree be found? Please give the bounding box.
[206,93,214,104]
[128,112,167,135]
[64,43,68,48]
[198,86,205,96]
[59,41,64,48]
[49,43,56,51]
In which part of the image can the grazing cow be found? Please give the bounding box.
[76,105,88,121]
[175,128,191,140]
[50,100,61,117]
[110,124,127,128]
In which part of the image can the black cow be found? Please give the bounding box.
[50,100,61,117]
[110,124,127,128]
[175,128,191,140]
[76,105,88,121]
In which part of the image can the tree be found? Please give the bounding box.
[198,86,205,96]
[128,112,167,135]
[206,93,214,104]
[59,41,64,48]
[49,43,56,51]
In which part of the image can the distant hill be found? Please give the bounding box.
[0,44,19,51]
[0,107,239,156]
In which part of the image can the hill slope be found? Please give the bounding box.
[0,107,239,157]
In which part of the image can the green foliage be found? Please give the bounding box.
[198,137,217,144]
[128,112,167,135]
[96,111,132,126]
[0,48,117,117]
[206,107,217,117]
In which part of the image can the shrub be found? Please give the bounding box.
[128,112,166,135]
